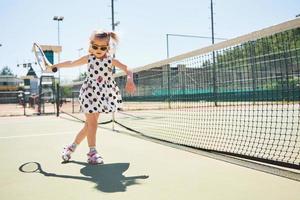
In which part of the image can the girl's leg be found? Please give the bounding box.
[85,113,103,164]
[74,122,88,145]
[62,113,99,163]
[85,113,100,147]
[74,113,100,145]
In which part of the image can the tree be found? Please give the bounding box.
[0,66,14,76]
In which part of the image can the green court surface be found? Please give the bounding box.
[0,115,299,200]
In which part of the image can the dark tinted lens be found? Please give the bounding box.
[92,45,98,50]
[100,46,108,51]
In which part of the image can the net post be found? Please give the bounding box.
[112,112,115,131]
[56,83,60,117]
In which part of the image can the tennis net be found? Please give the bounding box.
[112,19,300,169]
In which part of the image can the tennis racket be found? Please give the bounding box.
[33,43,58,73]
[19,162,56,176]
[19,162,42,173]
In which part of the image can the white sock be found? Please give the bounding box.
[89,146,97,152]
[71,142,78,150]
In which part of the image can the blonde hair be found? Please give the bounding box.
[90,30,119,43]
[89,30,119,55]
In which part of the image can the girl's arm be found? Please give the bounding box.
[51,55,89,70]
[112,59,129,73]
[112,59,136,94]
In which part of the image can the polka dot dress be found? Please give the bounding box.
[79,54,123,114]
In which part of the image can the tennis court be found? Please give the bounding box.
[0,115,299,200]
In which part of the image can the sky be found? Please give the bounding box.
[0,0,299,83]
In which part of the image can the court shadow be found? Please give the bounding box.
[70,160,149,192]
[19,161,149,193]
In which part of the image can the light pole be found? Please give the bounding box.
[111,0,120,31]
[166,33,227,58]
[53,16,64,83]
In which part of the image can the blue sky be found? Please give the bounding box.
[0,0,299,83]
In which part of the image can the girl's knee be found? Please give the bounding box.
[86,119,97,128]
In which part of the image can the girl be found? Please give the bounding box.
[48,30,136,164]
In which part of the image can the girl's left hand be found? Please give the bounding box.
[46,65,54,73]
[125,80,136,94]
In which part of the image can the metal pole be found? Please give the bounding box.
[111,0,115,31]
[211,0,218,106]
[111,0,116,131]
[57,20,60,46]
[22,91,26,116]
[210,0,215,45]
[249,41,257,103]
[166,34,170,58]
[167,65,171,109]
[53,16,63,84]
[56,83,60,117]
[57,20,61,84]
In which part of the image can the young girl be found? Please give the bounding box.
[48,30,136,164]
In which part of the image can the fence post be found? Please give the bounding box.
[56,83,60,117]
[212,51,218,106]
[162,64,171,109]
[178,64,186,96]
[22,91,26,116]
[249,41,257,103]
[72,91,74,113]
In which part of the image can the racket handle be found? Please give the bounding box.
[52,67,58,73]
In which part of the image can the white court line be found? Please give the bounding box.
[0,131,74,139]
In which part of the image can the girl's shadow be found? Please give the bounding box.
[19,161,149,193]
[70,161,149,192]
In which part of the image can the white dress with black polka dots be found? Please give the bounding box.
[78,54,123,113]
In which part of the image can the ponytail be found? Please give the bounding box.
[108,31,119,45]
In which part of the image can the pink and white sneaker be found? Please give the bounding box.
[87,150,104,164]
[62,145,75,162]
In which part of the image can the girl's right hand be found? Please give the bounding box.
[125,71,136,94]
[125,80,136,94]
